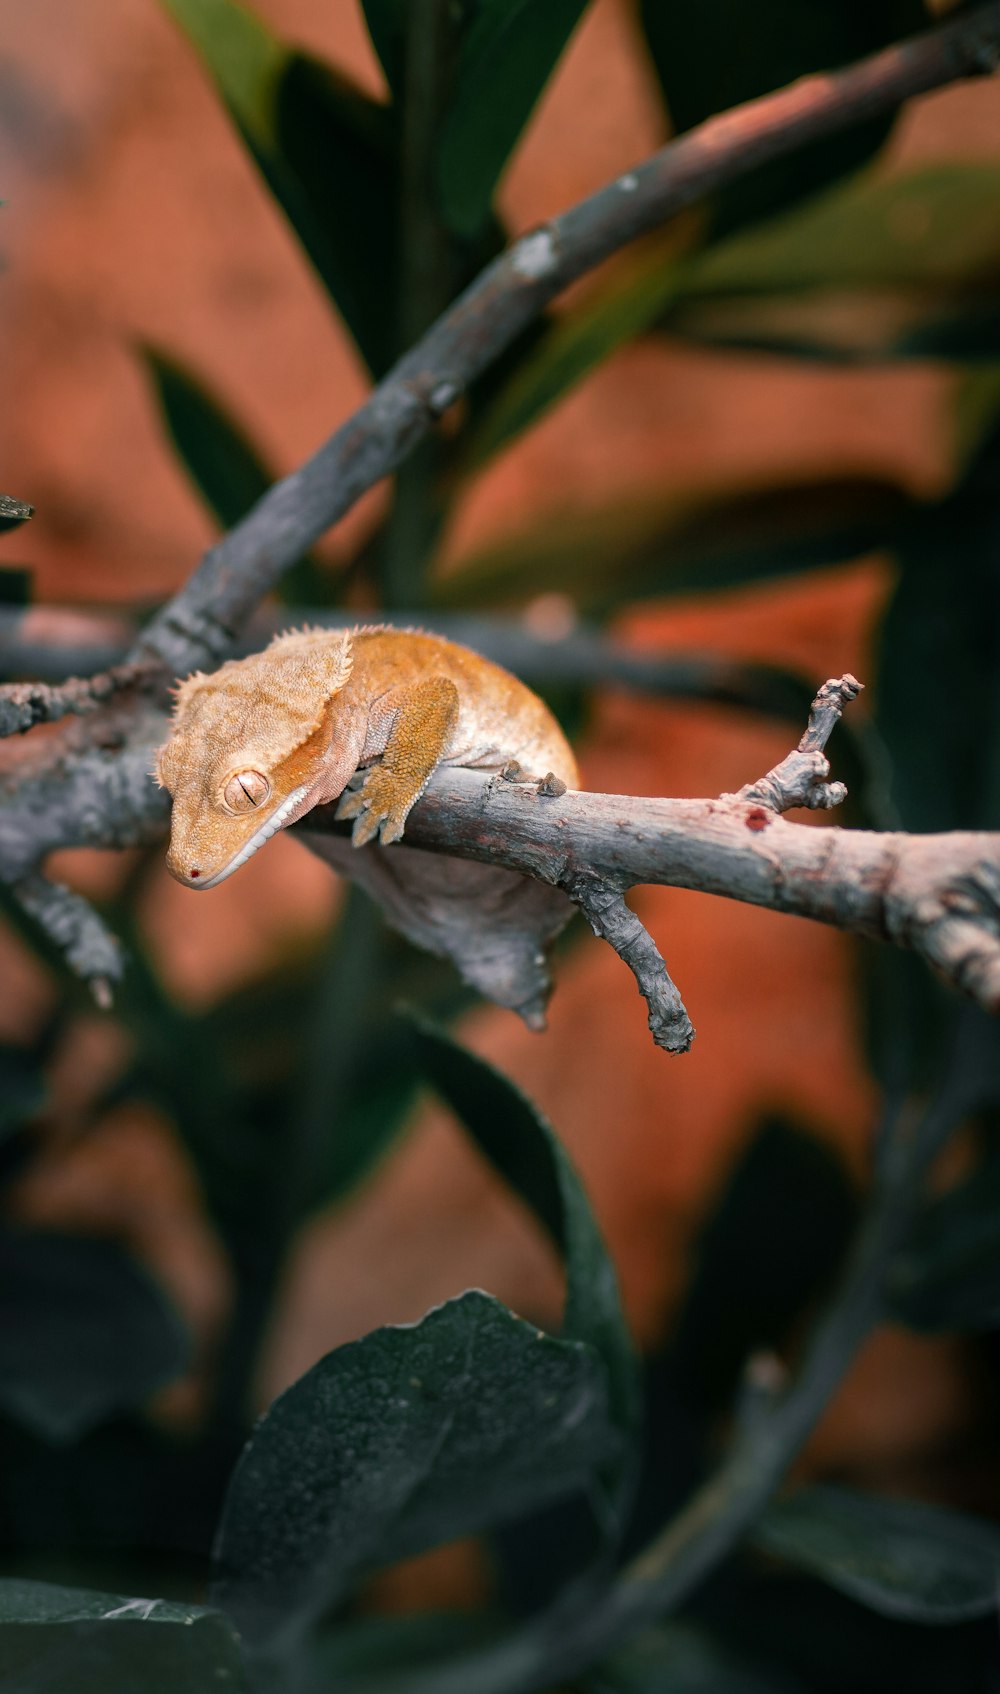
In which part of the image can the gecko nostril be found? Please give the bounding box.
[189,868,200,879]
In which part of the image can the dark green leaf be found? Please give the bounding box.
[0,1579,245,1692]
[436,0,592,237]
[0,1229,190,1442]
[315,1610,506,1680]
[0,496,33,534]
[670,1118,858,1412]
[212,1290,621,1641]
[462,238,683,465]
[435,476,911,613]
[587,1621,810,1692]
[159,0,398,373]
[875,447,1000,837]
[407,1016,638,1439]
[675,165,1000,300]
[144,348,271,532]
[890,1142,1000,1332]
[360,0,406,94]
[755,1486,1000,1624]
[639,1,926,236]
[0,1044,46,1141]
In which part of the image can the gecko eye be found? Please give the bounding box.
[223,770,271,812]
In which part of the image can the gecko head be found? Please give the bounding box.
[155,630,354,889]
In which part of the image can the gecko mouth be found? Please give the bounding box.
[187,784,310,889]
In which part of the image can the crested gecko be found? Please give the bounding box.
[155,625,577,1026]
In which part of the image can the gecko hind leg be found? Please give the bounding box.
[335,675,460,847]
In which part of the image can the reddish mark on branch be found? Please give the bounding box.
[745,807,772,832]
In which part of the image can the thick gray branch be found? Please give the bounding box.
[130,3,1000,677]
[0,661,158,739]
[302,773,1000,1019]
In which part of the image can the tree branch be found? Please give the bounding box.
[300,674,1000,1027]
[127,2,1000,677]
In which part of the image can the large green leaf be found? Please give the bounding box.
[434,474,912,612]
[755,1486,1000,1624]
[0,1228,190,1443]
[435,0,593,237]
[160,0,398,373]
[407,1017,639,1438]
[639,0,926,237]
[212,1290,621,1644]
[0,1580,245,1692]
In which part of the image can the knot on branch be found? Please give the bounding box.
[891,852,1000,1015]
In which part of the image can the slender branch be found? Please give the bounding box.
[11,873,124,1006]
[730,673,863,813]
[0,604,819,724]
[0,660,159,739]
[565,868,695,1054]
[130,3,1000,677]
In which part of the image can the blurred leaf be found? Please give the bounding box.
[463,234,685,465]
[0,496,33,534]
[587,1621,810,1692]
[890,1144,1000,1332]
[360,0,406,93]
[435,0,592,237]
[639,4,932,239]
[408,1017,638,1437]
[755,1486,1000,1624]
[0,568,31,606]
[0,1579,245,1692]
[699,1567,1000,1694]
[670,1119,858,1412]
[145,348,269,526]
[0,1229,190,1443]
[676,165,1000,300]
[315,1609,506,1680]
[159,0,398,372]
[0,1044,45,1141]
[212,1289,621,1643]
[875,434,1000,837]
[144,349,332,604]
[435,475,911,613]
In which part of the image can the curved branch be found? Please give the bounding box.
[130,3,1000,677]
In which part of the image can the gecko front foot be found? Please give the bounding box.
[335,765,413,847]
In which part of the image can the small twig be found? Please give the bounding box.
[11,872,124,1007]
[0,494,34,530]
[566,870,695,1054]
[730,673,863,814]
[0,660,162,740]
[130,5,1000,676]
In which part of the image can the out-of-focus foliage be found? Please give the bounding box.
[2,2,1000,1690]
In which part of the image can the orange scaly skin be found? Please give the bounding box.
[155,626,578,1024]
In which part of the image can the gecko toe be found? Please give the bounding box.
[351,809,386,848]
[335,789,365,822]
